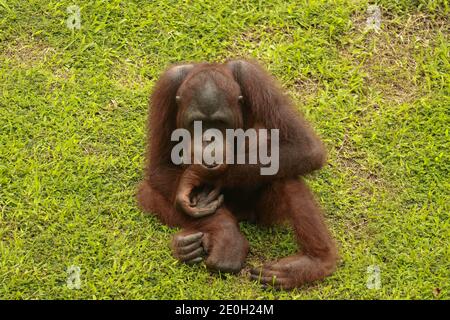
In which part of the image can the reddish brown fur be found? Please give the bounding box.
[137,60,337,289]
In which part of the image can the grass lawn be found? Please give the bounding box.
[0,0,449,299]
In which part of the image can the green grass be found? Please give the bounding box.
[0,0,449,299]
